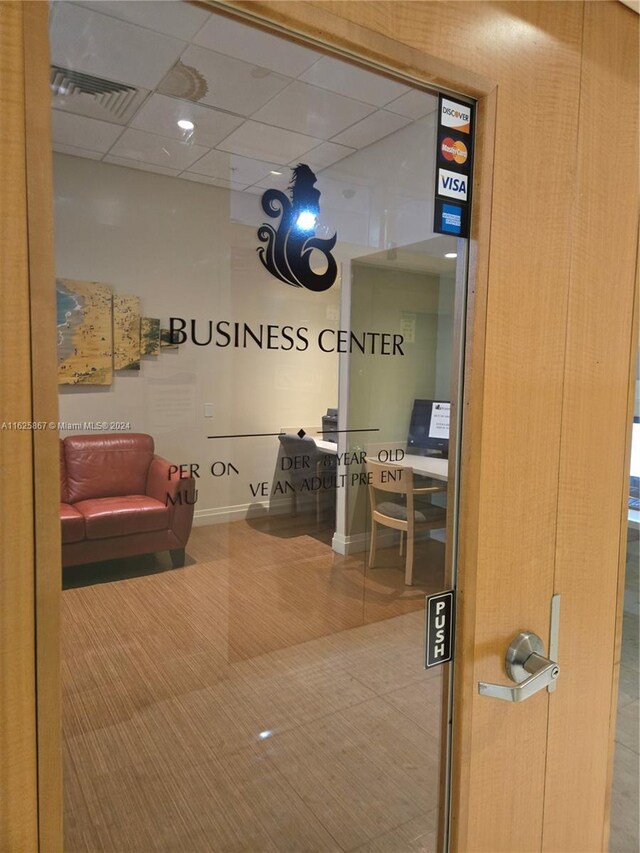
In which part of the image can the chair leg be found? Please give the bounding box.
[170,548,185,568]
[405,534,414,586]
[399,531,404,557]
[369,521,377,568]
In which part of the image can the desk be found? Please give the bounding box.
[315,439,338,454]
[403,454,448,482]
[315,440,449,483]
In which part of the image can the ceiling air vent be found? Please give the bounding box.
[50,66,149,125]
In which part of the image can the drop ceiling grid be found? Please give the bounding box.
[51,1,437,191]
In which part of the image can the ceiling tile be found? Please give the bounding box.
[385,89,439,120]
[103,155,181,176]
[109,128,209,170]
[52,110,123,153]
[299,56,410,106]
[252,81,375,139]
[243,185,266,195]
[292,141,355,172]
[53,143,103,161]
[75,1,211,41]
[50,3,186,90]
[331,110,412,149]
[193,14,320,77]
[252,169,292,191]
[181,173,249,191]
[216,120,320,165]
[130,94,243,148]
[174,45,292,116]
[187,149,279,185]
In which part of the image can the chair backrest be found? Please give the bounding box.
[365,458,413,495]
[277,434,320,485]
[63,433,155,503]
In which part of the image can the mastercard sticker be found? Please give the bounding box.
[440,137,468,165]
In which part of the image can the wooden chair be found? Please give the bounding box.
[277,433,336,522]
[365,457,446,585]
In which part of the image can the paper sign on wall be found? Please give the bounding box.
[428,401,450,439]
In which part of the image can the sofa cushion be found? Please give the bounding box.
[376,501,445,524]
[60,502,85,544]
[75,496,170,540]
[60,440,69,503]
[64,434,154,503]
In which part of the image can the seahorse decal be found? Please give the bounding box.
[257,164,337,292]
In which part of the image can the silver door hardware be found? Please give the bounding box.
[478,595,561,703]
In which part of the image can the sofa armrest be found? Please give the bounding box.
[146,455,195,545]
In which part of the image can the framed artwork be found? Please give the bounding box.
[113,295,141,370]
[57,278,113,385]
[160,328,179,349]
[141,317,161,356]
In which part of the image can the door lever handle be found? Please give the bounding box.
[478,631,560,702]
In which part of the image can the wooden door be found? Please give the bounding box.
[3,1,638,851]
[207,7,638,850]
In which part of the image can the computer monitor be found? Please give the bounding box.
[407,399,451,457]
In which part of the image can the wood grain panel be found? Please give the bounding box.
[22,3,63,851]
[215,0,494,97]
[544,3,639,850]
[0,2,38,851]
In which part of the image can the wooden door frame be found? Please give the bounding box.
[7,1,635,851]
[1,1,61,851]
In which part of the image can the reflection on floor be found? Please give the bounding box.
[610,528,639,853]
[63,515,446,852]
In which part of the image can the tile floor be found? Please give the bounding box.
[62,516,444,852]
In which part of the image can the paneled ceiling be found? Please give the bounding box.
[49,1,438,193]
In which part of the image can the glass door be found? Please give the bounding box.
[51,3,472,849]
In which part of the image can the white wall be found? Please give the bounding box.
[54,154,340,522]
[344,261,451,539]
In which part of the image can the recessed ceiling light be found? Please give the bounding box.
[177,119,194,131]
[270,170,282,176]
[444,252,457,259]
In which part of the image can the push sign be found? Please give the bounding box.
[433,94,474,238]
[425,590,455,668]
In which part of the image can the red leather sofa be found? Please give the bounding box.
[60,433,194,568]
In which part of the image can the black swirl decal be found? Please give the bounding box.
[257,164,337,292]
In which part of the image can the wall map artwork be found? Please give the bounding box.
[57,278,113,386]
[113,295,141,371]
[141,317,161,356]
[56,279,177,387]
